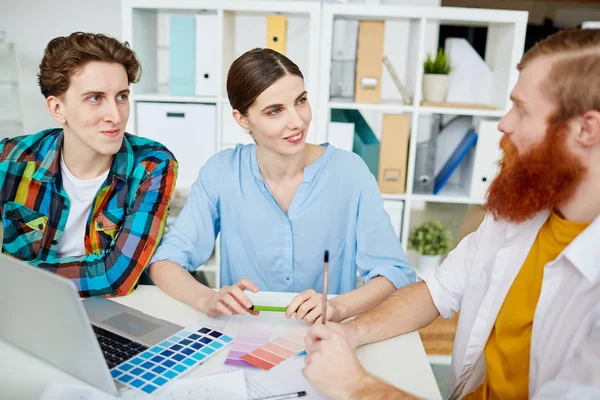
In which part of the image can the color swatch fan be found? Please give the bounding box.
[226,320,273,367]
[241,327,307,370]
[110,326,232,395]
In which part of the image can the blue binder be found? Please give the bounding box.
[170,16,196,96]
[433,129,478,195]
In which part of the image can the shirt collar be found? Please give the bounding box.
[563,214,600,282]
[504,209,600,282]
[504,210,550,241]
[110,136,134,182]
[32,131,63,182]
[33,130,134,183]
[250,143,335,183]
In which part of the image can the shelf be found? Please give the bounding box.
[417,105,506,118]
[197,265,218,273]
[329,100,414,113]
[325,4,528,25]
[411,193,484,205]
[134,94,218,104]
[411,183,484,205]
[382,193,408,201]
[327,102,505,117]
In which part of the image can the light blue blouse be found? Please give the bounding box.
[151,143,415,294]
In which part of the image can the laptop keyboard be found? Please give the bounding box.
[92,325,148,369]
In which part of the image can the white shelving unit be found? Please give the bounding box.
[122,1,528,286]
[122,0,321,149]
[318,4,528,252]
[121,0,321,287]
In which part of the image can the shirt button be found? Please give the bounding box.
[97,222,103,229]
[111,290,119,297]
[285,276,290,280]
[63,204,68,210]
[51,240,58,245]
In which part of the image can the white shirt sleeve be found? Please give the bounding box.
[419,214,491,319]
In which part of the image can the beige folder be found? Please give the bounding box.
[266,15,287,55]
[378,114,410,194]
[354,20,385,103]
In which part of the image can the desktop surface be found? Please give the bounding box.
[0,285,442,400]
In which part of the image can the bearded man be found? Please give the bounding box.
[301,28,600,400]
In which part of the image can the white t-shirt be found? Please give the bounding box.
[57,157,109,258]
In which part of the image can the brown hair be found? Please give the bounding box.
[226,48,304,116]
[518,28,600,123]
[38,32,141,98]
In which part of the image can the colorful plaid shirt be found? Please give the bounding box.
[0,128,177,297]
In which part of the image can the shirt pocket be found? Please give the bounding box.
[2,202,48,261]
[94,208,125,247]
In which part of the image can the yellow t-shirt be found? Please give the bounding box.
[464,212,590,400]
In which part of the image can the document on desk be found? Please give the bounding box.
[156,370,247,399]
[40,370,247,400]
[245,358,325,400]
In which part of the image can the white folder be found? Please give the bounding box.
[469,120,504,198]
[327,121,355,152]
[445,38,493,106]
[332,19,358,60]
[383,200,404,239]
[195,14,219,97]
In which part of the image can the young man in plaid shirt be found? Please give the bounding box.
[0,32,177,297]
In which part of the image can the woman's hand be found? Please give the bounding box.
[201,278,260,317]
[285,289,339,324]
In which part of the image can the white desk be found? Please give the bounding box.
[0,286,442,400]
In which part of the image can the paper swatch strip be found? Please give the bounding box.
[240,327,307,370]
[225,320,273,368]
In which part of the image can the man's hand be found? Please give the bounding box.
[302,322,368,399]
[285,289,340,324]
[200,278,260,317]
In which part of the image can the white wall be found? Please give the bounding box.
[0,0,121,135]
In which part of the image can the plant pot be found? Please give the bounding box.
[422,74,449,103]
[417,254,442,276]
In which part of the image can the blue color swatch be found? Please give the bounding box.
[110,327,232,395]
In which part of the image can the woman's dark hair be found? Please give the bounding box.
[226,48,304,116]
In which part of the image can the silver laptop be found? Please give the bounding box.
[0,253,182,395]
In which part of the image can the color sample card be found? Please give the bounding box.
[240,327,307,370]
[225,320,273,368]
[110,326,233,395]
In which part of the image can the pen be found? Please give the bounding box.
[254,391,306,400]
[249,305,288,312]
[322,250,329,324]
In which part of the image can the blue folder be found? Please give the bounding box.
[433,129,478,195]
[170,16,196,96]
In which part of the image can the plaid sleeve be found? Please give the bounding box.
[32,156,178,297]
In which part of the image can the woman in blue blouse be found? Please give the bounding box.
[149,48,415,323]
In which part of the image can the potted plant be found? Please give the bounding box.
[422,49,452,103]
[408,220,452,274]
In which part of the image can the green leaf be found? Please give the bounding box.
[408,220,453,256]
[423,49,452,75]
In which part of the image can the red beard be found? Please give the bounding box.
[486,122,587,223]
